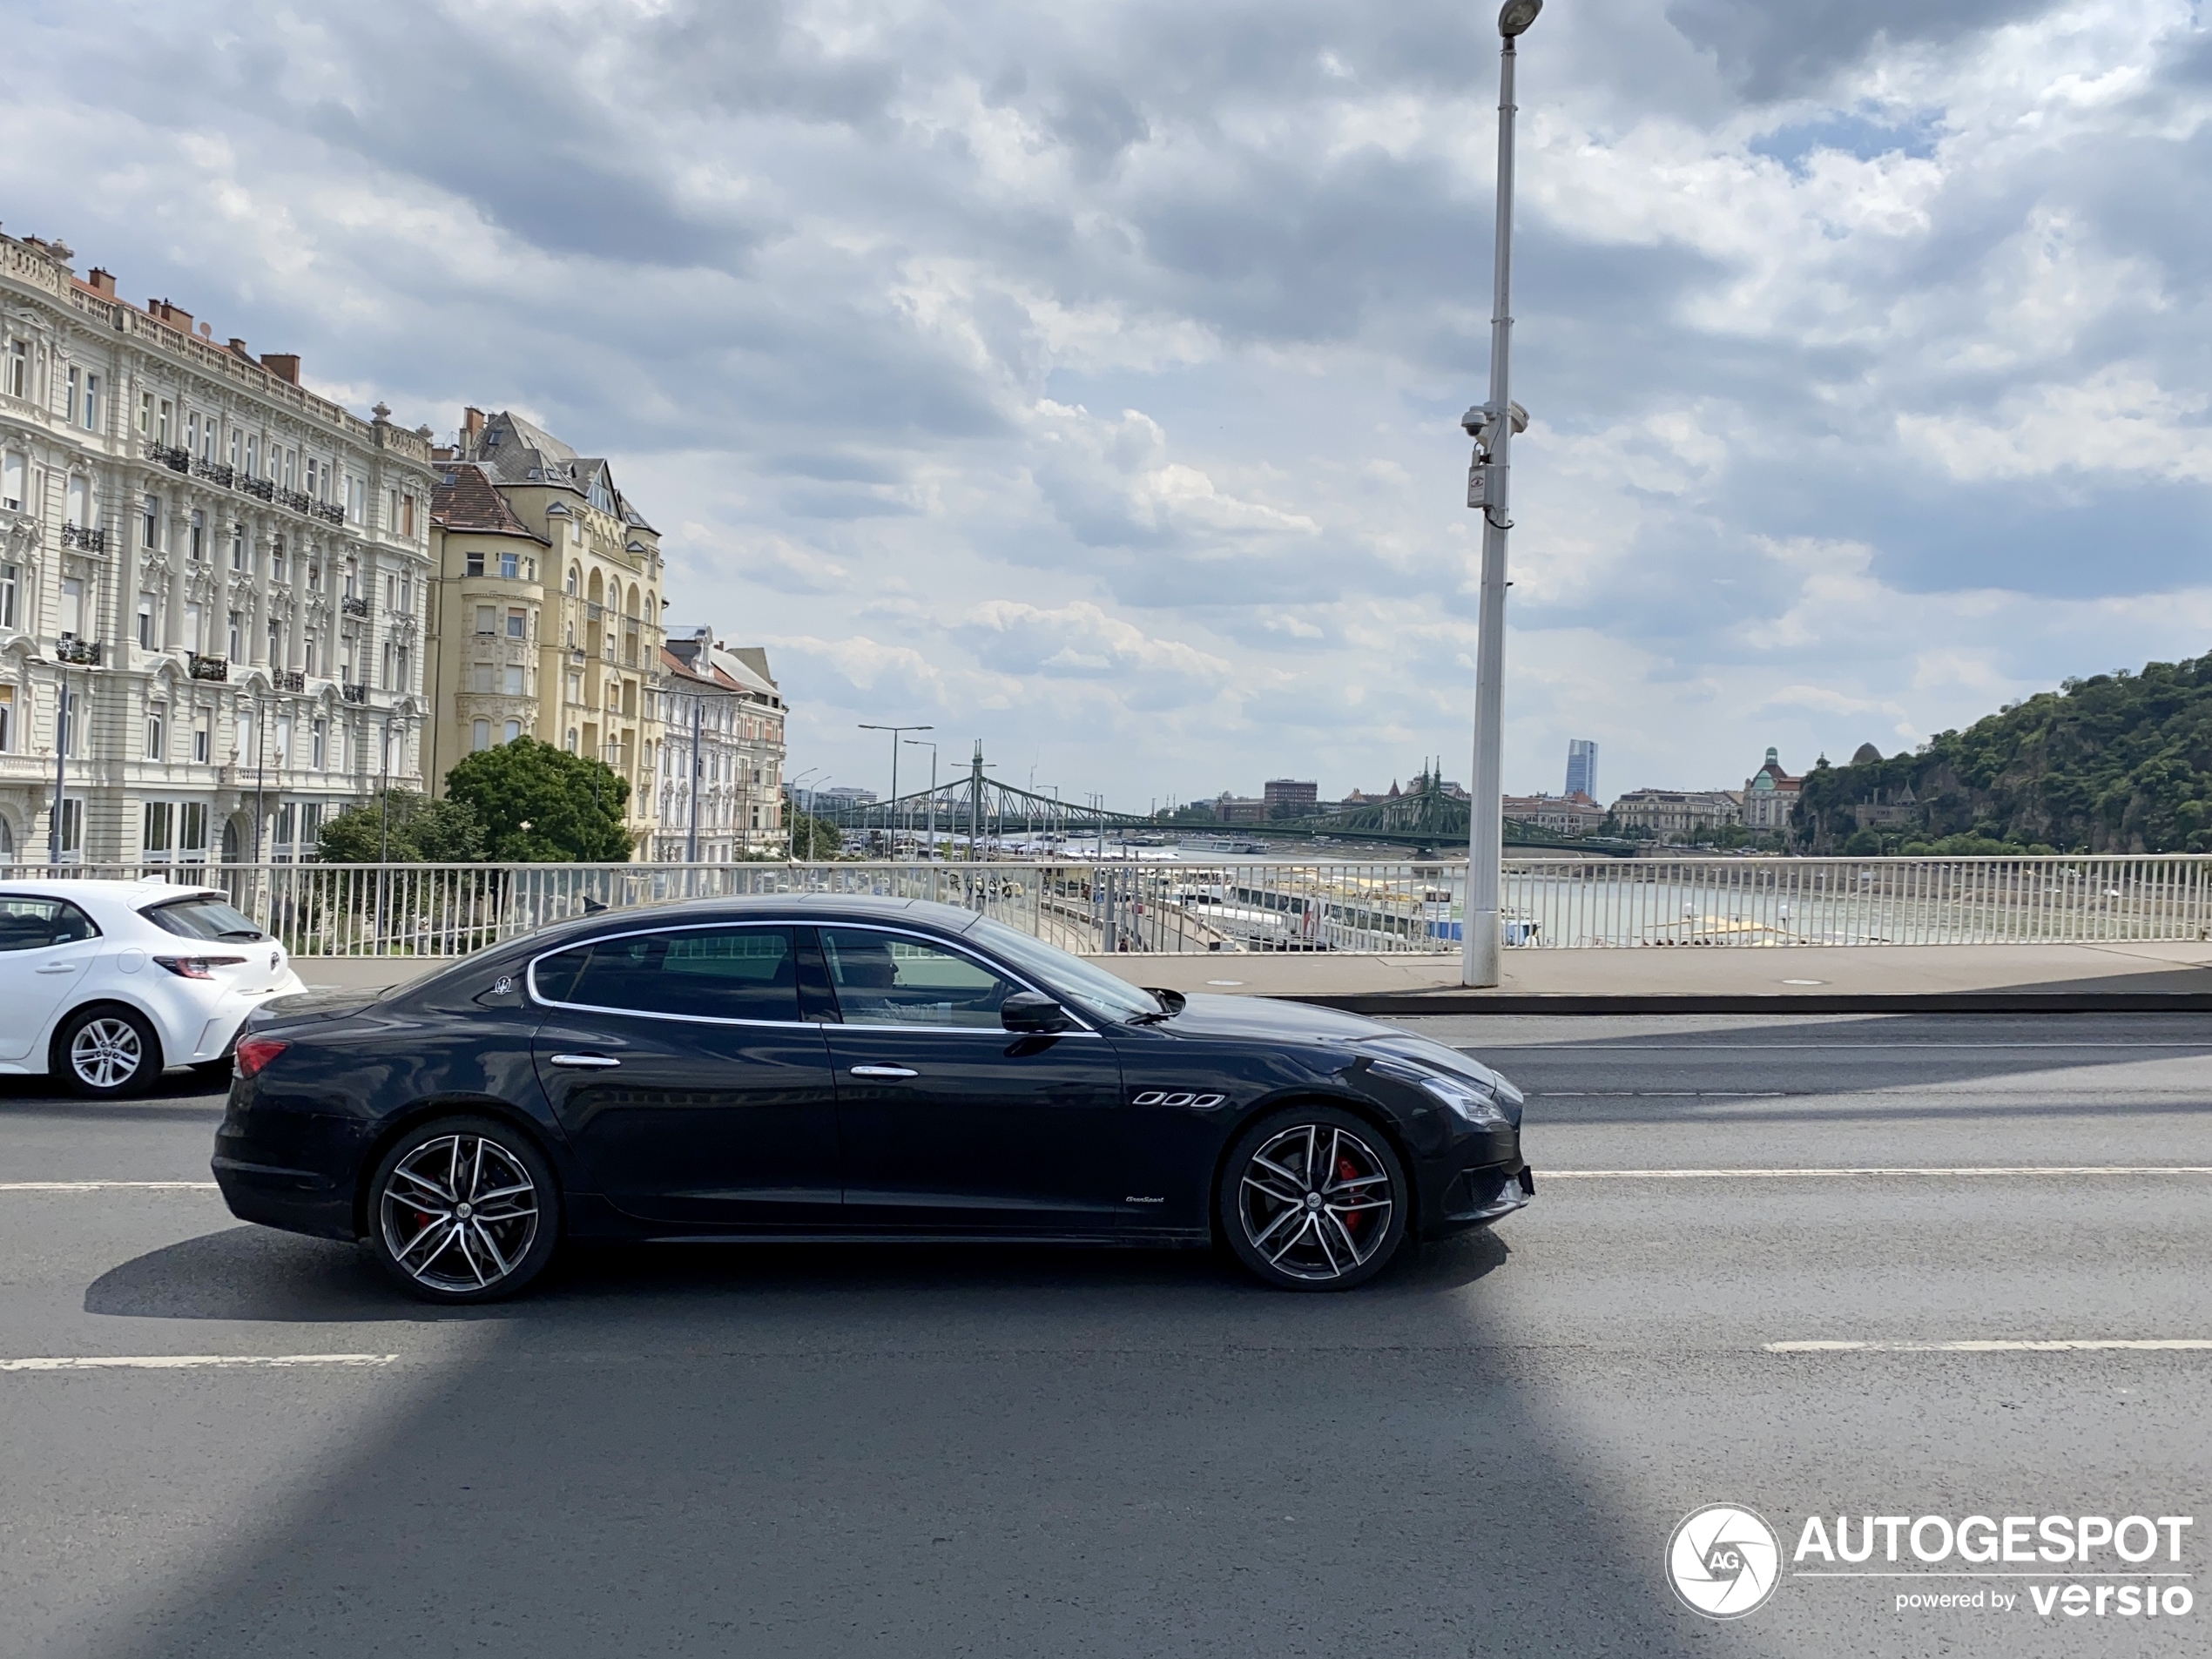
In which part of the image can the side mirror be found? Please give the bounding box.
[1001,991,1071,1034]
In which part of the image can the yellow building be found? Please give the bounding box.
[424,410,664,853]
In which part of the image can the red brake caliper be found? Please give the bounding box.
[1336,1156,1362,1233]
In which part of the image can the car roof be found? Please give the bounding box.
[0,878,224,909]
[556,891,983,938]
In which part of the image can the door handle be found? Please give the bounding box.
[548,1053,622,1069]
[848,1065,918,1079]
[36,964,78,974]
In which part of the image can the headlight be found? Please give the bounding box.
[1372,1060,1510,1128]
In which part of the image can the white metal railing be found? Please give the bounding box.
[6,856,2209,956]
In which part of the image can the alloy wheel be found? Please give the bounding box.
[71,1018,145,1091]
[1237,1122,1396,1283]
[379,1134,542,1294]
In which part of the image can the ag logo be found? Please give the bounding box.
[1667,1504,1781,1619]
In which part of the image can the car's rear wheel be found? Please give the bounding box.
[1220,1105,1408,1291]
[366,1116,559,1304]
[54,1006,162,1098]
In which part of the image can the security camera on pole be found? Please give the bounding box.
[1461,0,1541,988]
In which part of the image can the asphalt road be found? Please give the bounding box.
[3,1012,2209,1658]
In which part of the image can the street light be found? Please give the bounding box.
[858,722,931,856]
[1461,0,1541,988]
[904,738,939,859]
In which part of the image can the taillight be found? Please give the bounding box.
[153,954,248,980]
[234,1037,288,1078]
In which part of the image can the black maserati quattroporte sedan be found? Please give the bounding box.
[213,895,1532,1301]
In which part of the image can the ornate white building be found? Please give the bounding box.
[655,628,787,860]
[0,232,435,865]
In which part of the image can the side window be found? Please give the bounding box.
[0,897,99,952]
[819,928,1015,1028]
[534,926,799,1023]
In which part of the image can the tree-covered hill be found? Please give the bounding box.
[1793,651,2212,855]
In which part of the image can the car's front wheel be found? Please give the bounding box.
[1219,1105,1409,1291]
[54,1006,163,1098]
[365,1116,559,1304]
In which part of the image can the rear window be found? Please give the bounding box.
[141,895,266,942]
[534,926,800,1023]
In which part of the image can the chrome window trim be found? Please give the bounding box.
[525,919,1100,1037]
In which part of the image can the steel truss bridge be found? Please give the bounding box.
[806,747,1631,855]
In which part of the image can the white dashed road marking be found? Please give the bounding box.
[1768,1339,2212,1353]
[1543,1166,2212,1179]
[1,1354,398,1372]
[0,1181,219,1191]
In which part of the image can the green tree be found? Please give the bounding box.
[318,789,488,863]
[444,738,632,862]
[786,806,843,860]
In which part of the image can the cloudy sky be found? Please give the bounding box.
[6,0,2211,808]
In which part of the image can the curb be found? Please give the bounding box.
[1276,991,2212,1016]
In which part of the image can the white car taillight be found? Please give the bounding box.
[153,954,249,981]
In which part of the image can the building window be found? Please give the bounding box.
[56,798,83,860]
[193,711,210,764]
[66,475,86,529]
[400,572,413,613]
[81,372,99,431]
[311,718,327,770]
[474,605,496,635]
[185,410,198,455]
[505,608,526,639]
[2,451,24,512]
[146,705,165,760]
[58,577,84,639]
[302,635,317,678]
[502,719,522,744]
[189,509,205,562]
[502,665,524,696]
[472,718,491,751]
[0,684,13,750]
[402,494,416,536]
[0,564,17,631]
[274,716,292,767]
[179,803,206,861]
[233,525,247,571]
[4,340,27,399]
[245,435,258,479]
[136,596,153,651]
[158,399,172,444]
[141,493,158,549]
[465,550,484,577]
[144,801,174,858]
[565,726,577,753]
[499,551,518,579]
[469,663,493,693]
[230,611,245,661]
[59,685,78,756]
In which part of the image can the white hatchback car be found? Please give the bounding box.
[0,880,307,1096]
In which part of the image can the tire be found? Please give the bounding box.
[53,1006,163,1098]
[365,1116,560,1304]
[1219,1105,1409,1291]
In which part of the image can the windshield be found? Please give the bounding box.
[141,894,266,942]
[966,916,1163,1023]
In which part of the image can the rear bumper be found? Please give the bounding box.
[212,1113,361,1242]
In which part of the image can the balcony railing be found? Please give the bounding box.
[53,635,101,665]
[277,488,313,515]
[59,523,106,551]
[192,457,234,488]
[341,595,369,617]
[341,682,370,704]
[313,502,344,525]
[145,441,191,473]
[273,669,306,692]
[188,652,229,682]
[239,476,275,502]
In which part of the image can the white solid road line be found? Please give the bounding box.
[1543,1166,2212,1179]
[0,1354,398,1372]
[0,1180,219,1191]
[1769,1339,2212,1353]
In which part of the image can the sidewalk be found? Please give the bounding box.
[1096,941,2212,1014]
[296,941,2212,1013]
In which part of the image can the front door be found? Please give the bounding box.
[0,895,104,1062]
[529,922,840,1229]
[815,925,1146,1236]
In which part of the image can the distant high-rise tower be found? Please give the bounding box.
[1565,738,1597,800]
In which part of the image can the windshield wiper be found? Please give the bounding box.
[1126,987,1185,1024]
[218,928,266,941]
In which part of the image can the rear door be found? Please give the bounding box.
[529,923,841,1228]
[0,896,103,1061]
[816,925,1144,1236]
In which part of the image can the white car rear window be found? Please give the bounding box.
[141,895,266,943]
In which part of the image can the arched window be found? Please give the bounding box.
[625,583,640,620]
[0,815,14,866]
[566,564,579,596]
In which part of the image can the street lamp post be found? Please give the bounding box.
[858,722,931,857]
[1461,0,1541,988]
[904,738,938,859]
